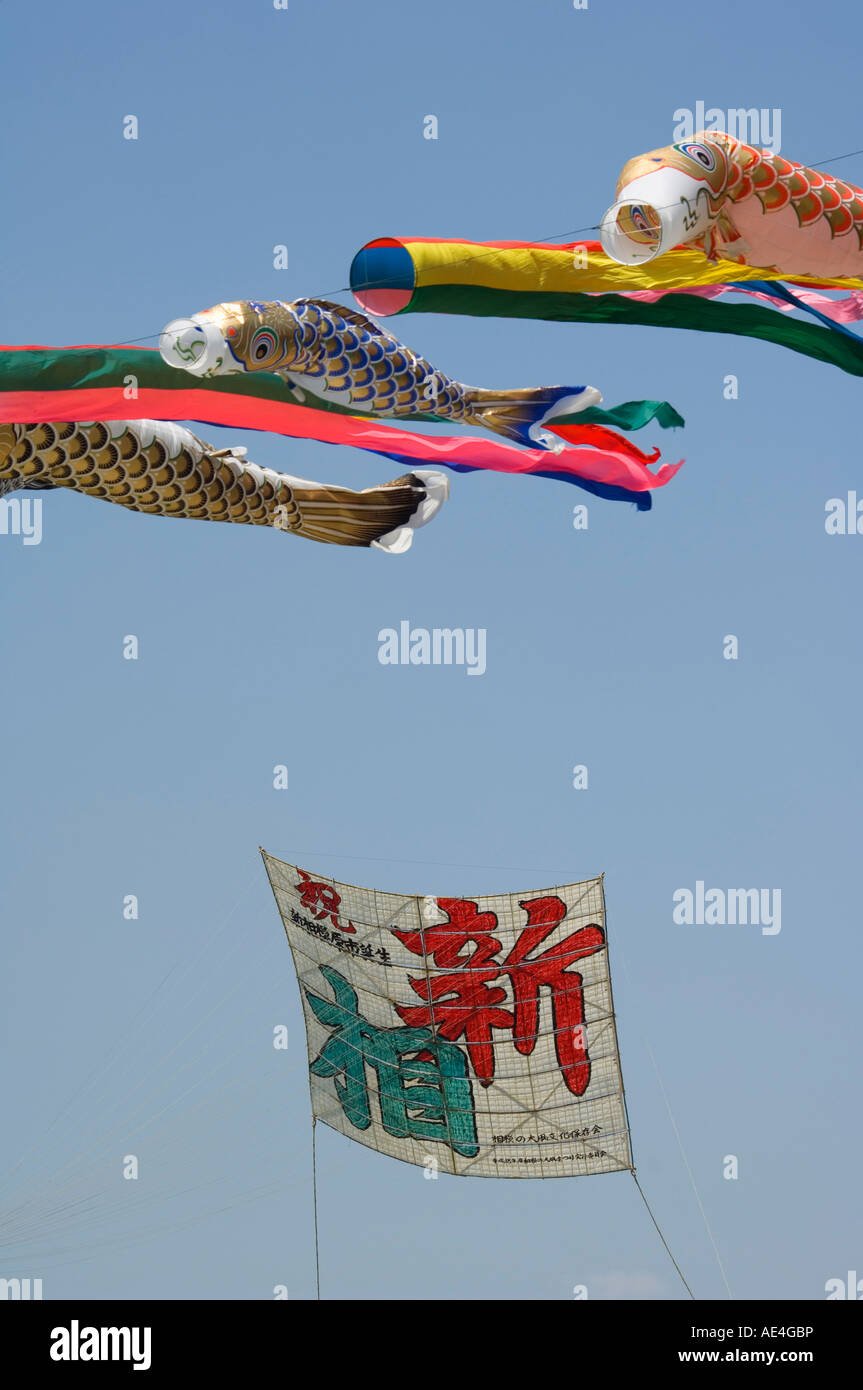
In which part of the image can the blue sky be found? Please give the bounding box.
[2,0,861,1300]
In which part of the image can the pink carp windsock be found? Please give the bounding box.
[159,298,600,450]
[600,133,863,281]
[0,419,447,553]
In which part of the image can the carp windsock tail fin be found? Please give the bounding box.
[461,384,602,450]
[283,468,449,552]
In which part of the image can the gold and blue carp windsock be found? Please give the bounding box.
[262,852,633,1178]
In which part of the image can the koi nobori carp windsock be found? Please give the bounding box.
[0,419,447,553]
[601,132,863,281]
[158,297,683,507]
[159,297,599,449]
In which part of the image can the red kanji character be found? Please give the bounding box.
[393,896,604,1094]
[294,869,356,934]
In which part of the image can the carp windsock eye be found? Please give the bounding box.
[674,141,716,172]
[251,328,279,362]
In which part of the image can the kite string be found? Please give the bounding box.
[615,942,734,1301]
[311,1120,321,1301]
[631,1172,695,1300]
[637,1029,735,1301]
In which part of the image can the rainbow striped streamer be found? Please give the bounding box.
[350,237,863,376]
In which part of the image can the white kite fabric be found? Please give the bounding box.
[262,852,633,1179]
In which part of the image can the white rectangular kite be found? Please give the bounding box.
[262,852,633,1178]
